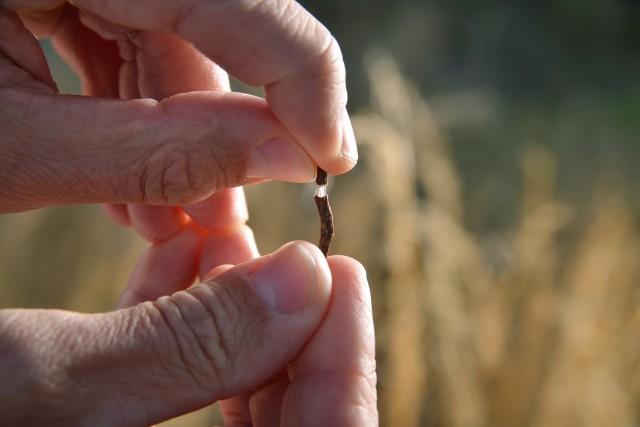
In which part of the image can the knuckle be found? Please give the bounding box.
[270,0,302,27]
[276,2,345,92]
[132,142,209,205]
[313,37,347,88]
[298,36,347,108]
[127,98,249,205]
[152,280,267,395]
[308,33,343,68]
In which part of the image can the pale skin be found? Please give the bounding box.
[0,1,377,426]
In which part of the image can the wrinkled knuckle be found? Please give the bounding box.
[195,280,265,358]
[198,136,240,191]
[152,293,229,392]
[192,288,240,380]
[133,142,208,205]
[154,280,267,395]
[306,36,347,104]
[272,0,303,28]
[316,37,345,76]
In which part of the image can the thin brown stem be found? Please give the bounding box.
[314,167,334,256]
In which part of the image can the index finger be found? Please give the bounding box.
[282,256,378,426]
[4,0,357,173]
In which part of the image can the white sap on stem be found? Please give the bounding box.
[315,184,327,198]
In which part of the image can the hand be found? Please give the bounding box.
[0,3,376,425]
[0,0,358,213]
[0,242,377,426]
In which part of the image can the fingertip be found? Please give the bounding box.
[264,38,353,175]
[292,241,333,301]
[318,108,359,175]
[338,108,358,165]
[326,255,372,316]
[308,118,359,176]
[320,153,358,176]
[246,241,331,314]
[246,137,316,183]
[327,255,368,288]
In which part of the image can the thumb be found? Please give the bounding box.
[0,241,331,426]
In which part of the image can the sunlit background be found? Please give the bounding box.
[2,1,640,426]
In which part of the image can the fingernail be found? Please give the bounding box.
[248,242,321,313]
[340,109,358,163]
[246,138,316,182]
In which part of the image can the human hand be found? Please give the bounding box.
[0,0,357,213]
[0,3,376,425]
[0,242,377,426]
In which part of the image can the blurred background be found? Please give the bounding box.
[2,0,640,425]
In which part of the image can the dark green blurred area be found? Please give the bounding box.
[44,0,640,232]
[304,0,640,231]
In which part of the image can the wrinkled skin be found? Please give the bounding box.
[0,1,376,426]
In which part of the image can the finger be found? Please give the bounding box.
[46,5,121,97]
[200,230,260,425]
[127,205,190,242]
[0,89,315,213]
[218,392,252,427]
[3,0,358,173]
[116,225,201,308]
[105,35,137,226]
[199,225,259,278]
[184,186,247,231]
[249,377,289,427]
[0,241,332,426]
[130,30,231,99]
[118,56,139,98]
[120,32,230,240]
[102,203,131,226]
[280,256,378,427]
[16,5,65,37]
[35,6,136,229]
[190,189,256,423]
[0,6,56,91]
[125,33,253,248]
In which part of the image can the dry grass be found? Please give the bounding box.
[2,53,640,426]
[355,54,640,427]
